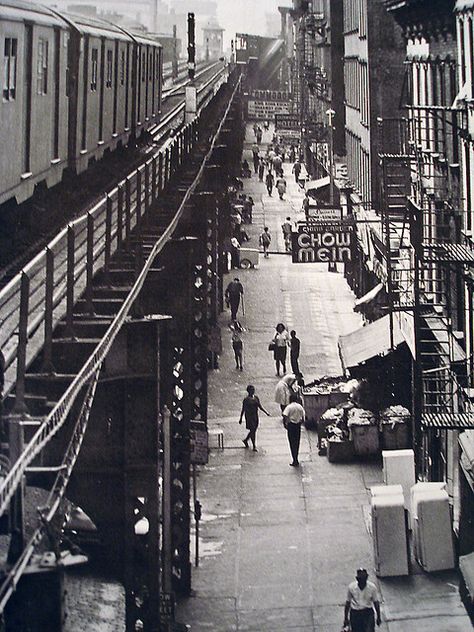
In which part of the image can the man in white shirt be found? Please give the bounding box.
[282,393,305,467]
[343,568,381,632]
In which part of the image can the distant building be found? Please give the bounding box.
[202,17,224,61]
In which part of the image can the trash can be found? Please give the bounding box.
[239,248,259,269]
[348,408,379,457]
[327,438,354,463]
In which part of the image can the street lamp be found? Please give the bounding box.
[326,108,335,206]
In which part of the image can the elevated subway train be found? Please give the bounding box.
[0,0,163,206]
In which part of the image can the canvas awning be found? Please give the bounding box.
[338,315,405,370]
[305,176,330,198]
[354,283,385,313]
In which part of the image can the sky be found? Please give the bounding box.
[214,0,285,47]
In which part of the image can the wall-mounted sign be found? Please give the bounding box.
[306,207,342,222]
[292,222,353,263]
[275,113,300,130]
[190,420,209,465]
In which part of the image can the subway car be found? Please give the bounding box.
[0,0,162,205]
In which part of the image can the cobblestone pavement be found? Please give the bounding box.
[175,124,471,632]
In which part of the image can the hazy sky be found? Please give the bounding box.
[214,0,285,46]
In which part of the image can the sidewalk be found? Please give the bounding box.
[175,124,471,631]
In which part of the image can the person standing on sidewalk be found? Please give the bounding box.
[259,227,272,258]
[343,569,381,632]
[272,323,291,376]
[281,217,293,252]
[283,393,305,467]
[225,278,244,321]
[258,158,265,181]
[290,330,301,375]
[274,374,296,413]
[292,159,302,183]
[276,175,287,200]
[251,142,259,174]
[265,171,274,196]
[239,385,270,451]
[231,321,244,371]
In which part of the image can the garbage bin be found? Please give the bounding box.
[239,248,259,269]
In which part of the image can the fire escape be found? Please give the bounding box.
[379,95,474,480]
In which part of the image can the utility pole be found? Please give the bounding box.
[185,13,197,124]
[172,24,178,79]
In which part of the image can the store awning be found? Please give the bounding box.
[305,176,330,197]
[354,283,385,313]
[338,314,405,370]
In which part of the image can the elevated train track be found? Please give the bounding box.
[0,65,241,628]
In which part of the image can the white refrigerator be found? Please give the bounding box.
[413,488,455,572]
[371,492,409,577]
[382,449,416,521]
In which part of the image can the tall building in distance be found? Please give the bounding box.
[202,17,224,61]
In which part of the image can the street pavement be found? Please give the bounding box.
[175,125,472,631]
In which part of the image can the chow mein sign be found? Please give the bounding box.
[292,221,353,263]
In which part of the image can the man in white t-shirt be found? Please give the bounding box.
[282,393,305,467]
[343,568,381,632]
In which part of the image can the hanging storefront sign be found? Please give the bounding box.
[307,207,342,222]
[190,420,209,465]
[292,222,353,263]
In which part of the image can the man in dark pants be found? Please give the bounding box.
[290,330,300,375]
[282,393,305,467]
[225,278,244,321]
[344,569,381,632]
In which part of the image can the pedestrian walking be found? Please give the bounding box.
[271,323,291,376]
[258,158,265,181]
[302,194,310,217]
[283,393,305,467]
[265,171,274,196]
[252,143,259,173]
[281,217,293,252]
[273,154,283,177]
[256,126,263,144]
[290,330,301,375]
[276,175,287,200]
[263,119,269,131]
[253,122,258,138]
[231,321,244,371]
[229,237,241,269]
[239,385,270,451]
[259,226,271,258]
[274,374,296,413]
[343,569,381,632]
[225,277,244,320]
[292,159,302,183]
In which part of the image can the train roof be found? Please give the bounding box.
[56,9,134,42]
[0,0,68,28]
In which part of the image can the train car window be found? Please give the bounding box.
[3,37,17,100]
[37,38,48,95]
[106,49,113,88]
[142,51,146,82]
[91,47,98,91]
[120,50,125,85]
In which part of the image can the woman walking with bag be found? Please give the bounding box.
[271,322,291,376]
[239,385,270,451]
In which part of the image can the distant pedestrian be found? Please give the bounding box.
[263,119,269,131]
[252,143,259,173]
[253,123,258,138]
[265,171,274,196]
[289,145,296,163]
[281,217,292,252]
[239,384,270,451]
[274,374,296,412]
[229,237,241,269]
[272,323,291,376]
[344,569,381,632]
[259,227,272,258]
[302,194,310,217]
[225,277,244,320]
[283,393,305,467]
[276,176,287,200]
[256,126,263,144]
[258,158,265,181]
[273,154,283,177]
[290,330,301,375]
[231,320,244,371]
[292,159,302,183]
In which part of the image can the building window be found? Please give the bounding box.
[91,47,98,91]
[106,49,113,88]
[3,37,17,100]
[37,38,48,95]
[120,50,125,85]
